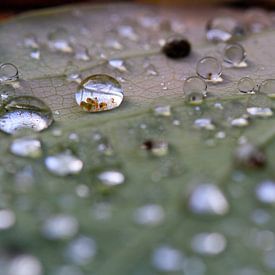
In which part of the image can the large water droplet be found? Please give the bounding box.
[0,96,53,135]
[97,170,125,186]
[237,77,256,94]
[75,74,124,112]
[256,180,275,204]
[196,57,222,83]
[45,152,83,176]
[223,43,247,67]
[188,184,229,216]
[10,137,42,158]
[0,63,19,83]
[183,76,207,97]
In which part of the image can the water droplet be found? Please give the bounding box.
[154,105,171,117]
[184,76,207,98]
[134,204,165,226]
[24,34,39,49]
[251,209,270,225]
[47,28,73,53]
[0,63,19,83]
[10,137,42,158]
[108,59,128,72]
[259,79,275,98]
[104,37,123,50]
[65,63,81,83]
[0,209,16,230]
[141,140,169,156]
[191,232,227,255]
[74,45,90,61]
[237,77,256,94]
[0,96,53,135]
[152,245,184,272]
[75,184,90,198]
[234,143,266,168]
[196,57,222,83]
[45,152,83,176]
[188,184,229,216]
[162,36,191,59]
[42,214,78,240]
[97,170,125,186]
[223,43,247,67]
[30,48,40,60]
[247,107,273,118]
[194,118,215,130]
[75,74,124,112]
[8,255,43,275]
[117,25,138,41]
[231,117,249,127]
[144,63,158,76]
[256,180,275,204]
[65,236,96,265]
[245,8,271,33]
[206,16,245,42]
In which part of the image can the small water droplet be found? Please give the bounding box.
[144,63,158,76]
[231,117,249,127]
[256,180,275,204]
[0,96,53,135]
[223,43,247,67]
[0,63,19,83]
[108,59,128,72]
[152,245,184,272]
[188,184,229,216]
[154,105,171,117]
[45,152,83,176]
[74,45,90,61]
[259,79,275,98]
[75,74,124,112]
[10,137,42,158]
[30,48,40,60]
[117,25,138,41]
[247,107,273,117]
[141,140,169,156]
[162,36,191,59]
[206,16,245,42]
[134,204,165,226]
[23,34,39,49]
[194,118,215,130]
[0,209,16,230]
[104,37,123,50]
[184,76,207,98]
[97,170,125,186]
[191,232,227,255]
[47,28,73,53]
[196,57,222,83]
[65,63,81,83]
[237,77,256,94]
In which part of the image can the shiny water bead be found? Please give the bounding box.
[47,28,73,53]
[75,74,124,113]
[231,117,249,127]
[45,152,83,176]
[256,180,275,204]
[10,137,42,158]
[30,48,40,60]
[206,16,245,42]
[196,57,222,83]
[144,63,158,76]
[162,36,191,59]
[188,184,229,216]
[191,232,227,255]
[246,94,273,118]
[117,25,138,41]
[74,45,90,61]
[65,63,81,83]
[247,107,273,118]
[183,76,207,97]
[154,105,171,117]
[0,63,19,83]
[97,170,125,186]
[237,77,256,94]
[0,96,53,135]
[108,59,128,73]
[141,140,169,156]
[259,79,275,98]
[0,209,16,230]
[24,34,39,49]
[223,43,247,67]
[194,118,215,130]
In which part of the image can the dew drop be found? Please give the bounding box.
[0,63,19,83]
[0,209,16,230]
[65,63,81,83]
[45,152,83,176]
[231,117,249,127]
[97,170,125,186]
[223,43,247,67]
[23,34,39,49]
[256,180,275,204]
[247,107,273,118]
[0,96,53,135]
[133,204,165,226]
[117,25,139,41]
[162,36,191,59]
[206,16,245,42]
[47,28,73,53]
[144,63,158,76]
[104,37,123,50]
[188,184,229,216]
[154,105,171,117]
[108,59,128,72]
[10,137,42,158]
[237,77,256,94]
[74,45,90,61]
[259,79,275,98]
[184,76,207,97]
[194,118,215,130]
[191,232,227,255]
[75,74,124,112]
[42,214,78,240]
[245,8,271,33]
[30,48,40,60]
[196,57,222,83]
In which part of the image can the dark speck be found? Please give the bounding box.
[162,38,191,59]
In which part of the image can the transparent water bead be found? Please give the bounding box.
[0,209,16,230]
[231,117,249,127]
[247,107,273,118]
[10,137,42,158]
[237,77,256,94]
[223,43,247,67]
[144,63,158,76]
[65,236,97,265]
[75,74,124,112]
[8,255,43,275]
[74,45,90,61]
[256,180,275,204]
[191,232,227,256]
[0,96,53,135]
[183,76,207,97]
[45,152,83,176]
[152,245,184,272]
[47,28,73,53]
[117,25,138,41]
[97,170,125,186]
[196,57,222,83]
[65,63,81,83]
[42,214,79,240]
[133,204,165,226]
[30,48,40,60]
[206,16,245,42]
[194,118,215,130]
[108,59,129,73]
[0,63,19,83]
[259,79,275,98]
[154,105,171,117]
[24,34,39,49]
[188,184,229,216]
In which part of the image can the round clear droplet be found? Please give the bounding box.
[196,57,222,83]
[0,96,53,135]
[237,77,256,94]
[259,79,275,98]
[75,74,124,112]
[184,76,207,105]
[47,28,73,53]
[224,43,247,67]
[10,137,42,158]
[0,63,19,83]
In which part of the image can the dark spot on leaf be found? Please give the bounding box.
[162,38,191,59]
